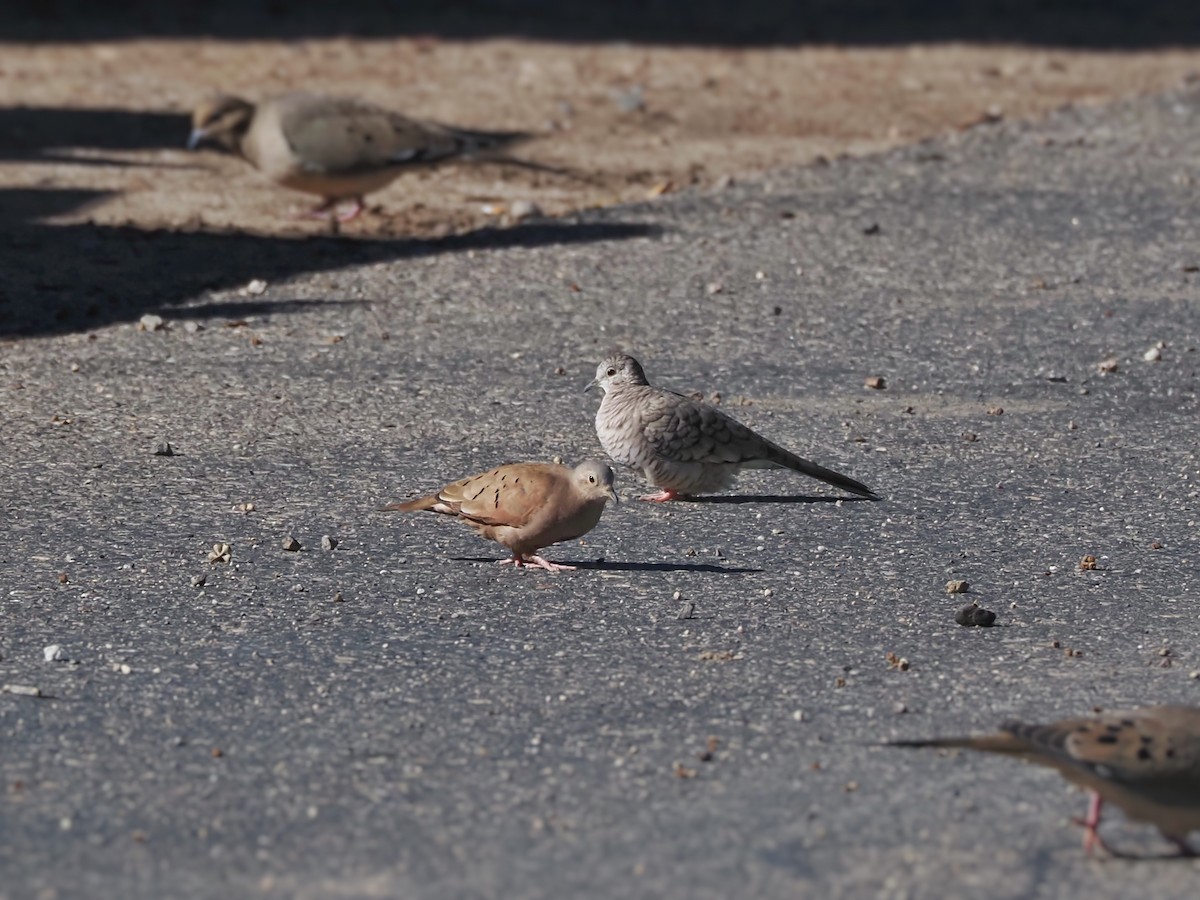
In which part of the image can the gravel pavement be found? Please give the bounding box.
[3,86,1200,899]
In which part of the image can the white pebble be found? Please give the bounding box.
[43,644,65,662]
[137,313,165,332]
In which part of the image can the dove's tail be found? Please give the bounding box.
[443,125,596,182]
[887,734,1027,755]
[769,448,879,500]
[380,495,439,514]
[444,125,532,158]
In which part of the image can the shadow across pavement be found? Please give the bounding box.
[0,107,191,163]
[0,195,661,338]
[3,1,1199,48]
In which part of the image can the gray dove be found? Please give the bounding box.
[381,460,618,572]
[187,92,531,221]
[891,705,1200,857]
[586,354,877,501]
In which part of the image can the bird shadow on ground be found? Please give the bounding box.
[452,557,762,574]
[685,494,879,505]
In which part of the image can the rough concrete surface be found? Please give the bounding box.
[4,81,1200,898]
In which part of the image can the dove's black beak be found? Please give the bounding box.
[186,128,208,151]
[583,378,598,394]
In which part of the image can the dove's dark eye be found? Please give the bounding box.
[588,475,596,483]
[606,367,617,377]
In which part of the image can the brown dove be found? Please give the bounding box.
[892,706,1200,857]
[187,92,530,221]
[585,353,877,502]
[381,460,618,572]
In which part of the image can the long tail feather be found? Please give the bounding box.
[776,451,879,499]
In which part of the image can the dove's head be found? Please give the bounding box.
[572,460,619,506]
[188,95,255,152]
[584,354,649,395]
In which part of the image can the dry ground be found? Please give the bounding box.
[3,37,1200,237]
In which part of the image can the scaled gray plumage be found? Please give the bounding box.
[585,354,877,501]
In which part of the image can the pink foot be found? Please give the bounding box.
[294,197,364,222]
[335,198,364,222]
[638,489,679,503]
[497,554,576,572]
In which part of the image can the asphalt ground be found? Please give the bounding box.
[3,85,1200,898]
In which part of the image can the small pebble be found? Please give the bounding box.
[43,644,65,663]
[191,574,206,588]
[282,536,302,552]
[333,591,345,603]
[1097,358,1119,374]
[2,684,42,697]
[962,431,977,442]
[245,279,268,295]
[183,321,203,334]
[321,535,337,551]
[945,580,970,594]
[154,442,175,457]
[57,572,69,584]
[137,313,165,332]
[955,604,997,627]
[1143,344,1164,362]
[1079,554,1098,571]
[613,84,645,113]
[864,375,886,390]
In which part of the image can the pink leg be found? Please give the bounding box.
[638,488,679,502]
[1071,792,1110,856]
[496,554,576,572]
[1070,792,1196,858]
